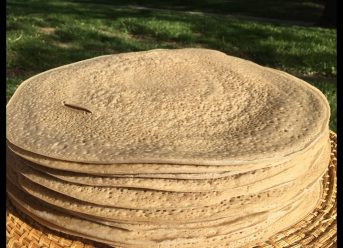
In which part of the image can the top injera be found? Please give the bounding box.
[6,48,330,164]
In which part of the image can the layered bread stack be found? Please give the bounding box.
[6,49,331,247]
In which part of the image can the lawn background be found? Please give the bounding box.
[7,0,337,131]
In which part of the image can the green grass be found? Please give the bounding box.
[73,0,325,23]
[6,0,336,131]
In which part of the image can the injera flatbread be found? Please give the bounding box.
[9,134,328,192]
[7,140,329,209]
[6,128,329,179]
[6,141,286,175]
[6,164,324,230]
[6,145,328,225]
[7,178,322,248]
[8,177,274,233]
[6,48,330,165]
[15,153,314,192]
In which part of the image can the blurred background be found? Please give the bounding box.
[6,0,337,131]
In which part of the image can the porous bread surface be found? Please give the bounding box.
[7,128,330,177]
[6,139,329,224]
[9,132,328,192]
[8,173,269,231]
[6,135,330,247]
[17,157,307,192]
[7,178,322,248]
[7,140,329,210]
[6,48,330,164]
[6,48,332,247]
[7,141,288,175]
[6,163,324,228]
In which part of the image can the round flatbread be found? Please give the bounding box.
[6,48,330,165]
[7,178,321,248]
[8,140,329,194]
[7,127,329,177]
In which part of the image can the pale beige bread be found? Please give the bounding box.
[7,128,329,181]
[6,141,289,175]
[4,166,310,224]
[6,178,322,248]
[8,138,328,193]
[6,48,332,247]
[8,174,271,232]
[6,49,330,165]
[6,142,329,225]
[6,170,316,227]
[7,173,280,232]
[204,181,322,248]
[7,128,329,176]
[6,161,325,231]
[16,155,313,192]
[5,136,331,248]
[7,141,329,210]
[7,178,274,237]
[7,142,289,179]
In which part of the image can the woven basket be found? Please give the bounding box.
[6,132,337,248]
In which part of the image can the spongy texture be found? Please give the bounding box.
[6,177,322,248]
[6,48,332,247]
[6,141,329,225]
[6,48,330,165]
[7,129,329,176]
[8,130,329,191]
[7,140,329,210]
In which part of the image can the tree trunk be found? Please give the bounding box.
[318,0,337,28]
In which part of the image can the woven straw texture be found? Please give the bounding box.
[6,132,337,248]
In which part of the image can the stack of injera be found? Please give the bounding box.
[6,48,331,247]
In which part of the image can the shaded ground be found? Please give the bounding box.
[6,0,336,131]
[72,0,326,23]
